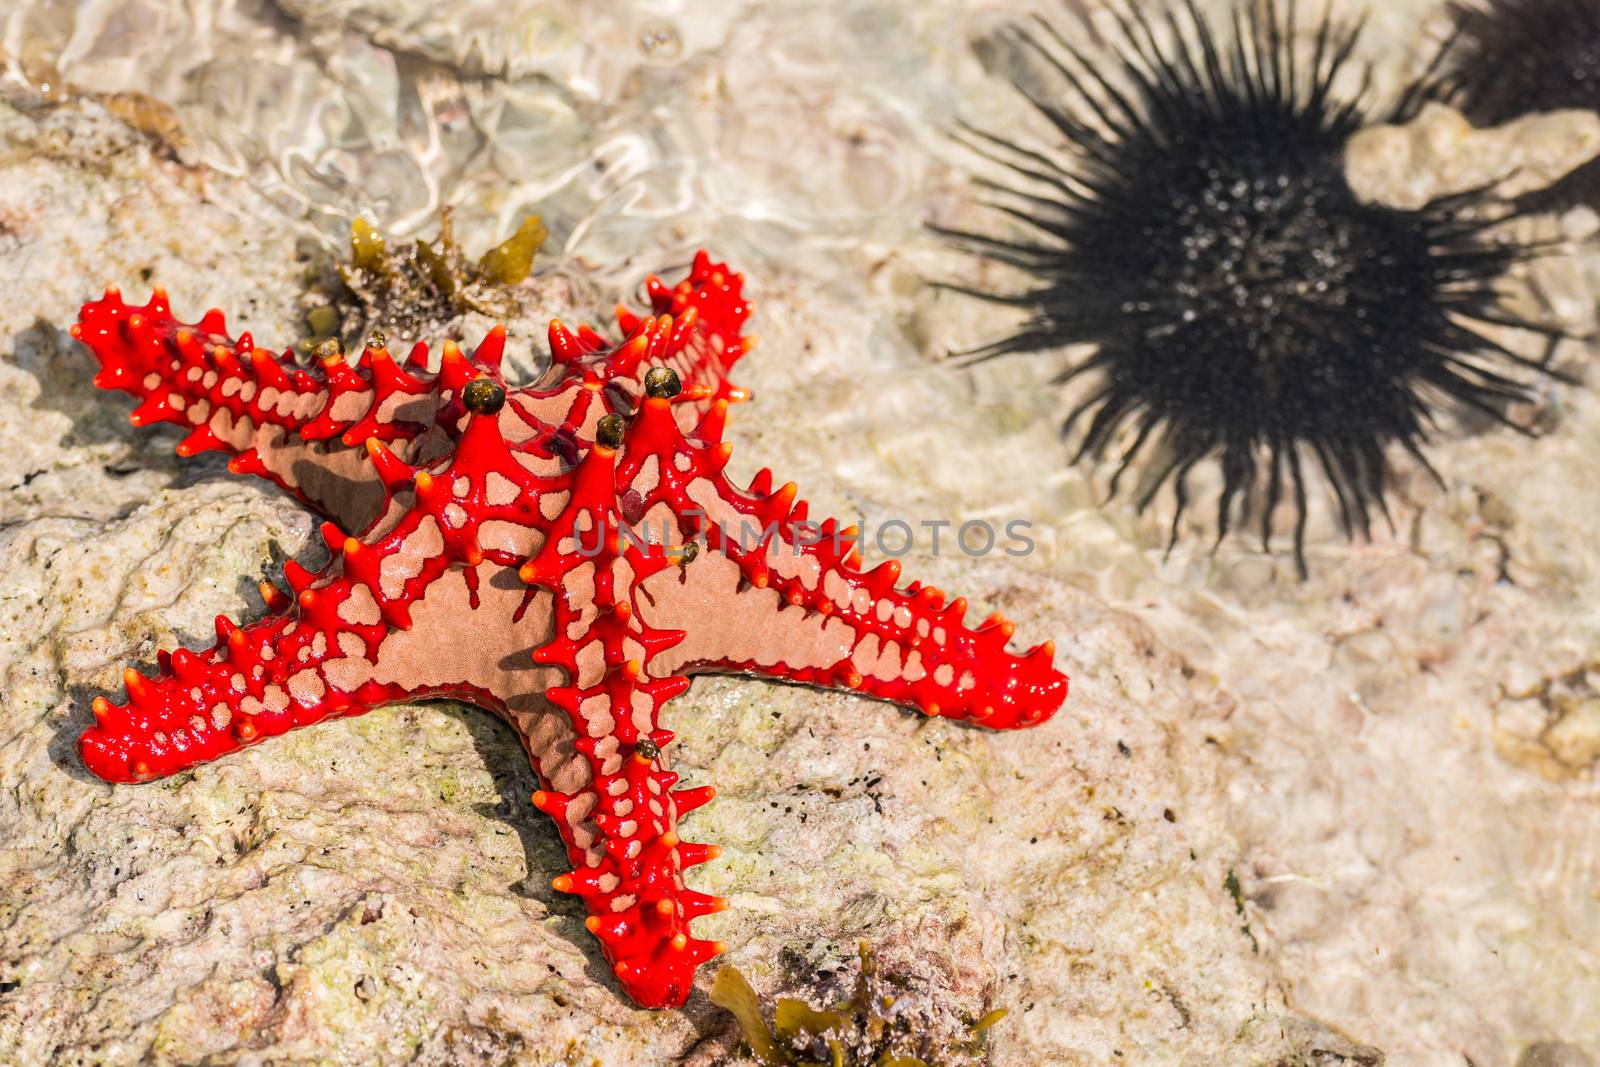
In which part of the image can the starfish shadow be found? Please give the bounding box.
[52,666,169,785]
[12,318,181,460]
[50,686,111,785]
[455,700,643,1003]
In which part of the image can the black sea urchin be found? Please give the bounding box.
[939,0,1553,575]
[1439,0,1600,207]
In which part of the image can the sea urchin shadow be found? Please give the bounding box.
[1438,0,1600,209]
[937,0,1560,577]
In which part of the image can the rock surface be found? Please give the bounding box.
[0,1,1597,1065]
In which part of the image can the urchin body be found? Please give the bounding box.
[943,0,1548,572]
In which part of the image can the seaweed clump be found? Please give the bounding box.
[709,944,1005,1067]
[304,209,548,349]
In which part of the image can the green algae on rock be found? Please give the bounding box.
[305,210,548,348]
[710,944,1005,1067]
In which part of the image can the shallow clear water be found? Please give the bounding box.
[3,0,964,283]
[4,1,1599,1064]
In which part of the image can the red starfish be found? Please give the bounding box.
[70,253,1068,1008]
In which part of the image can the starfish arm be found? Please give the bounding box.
[518,429,728,1009]
[646,540,1066,729]
[72,286,501,532]
[79,590,388,784]
[565,251,754,402]
[614,389,1070,730]
[78,402,558,781]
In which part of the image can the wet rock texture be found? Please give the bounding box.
[1,0,1597,1064]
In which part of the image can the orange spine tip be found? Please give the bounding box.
[551,874,574,893]
[531,789,567,815]
[673,785,716,815]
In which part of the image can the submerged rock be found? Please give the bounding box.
[1,0,1598,1063]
